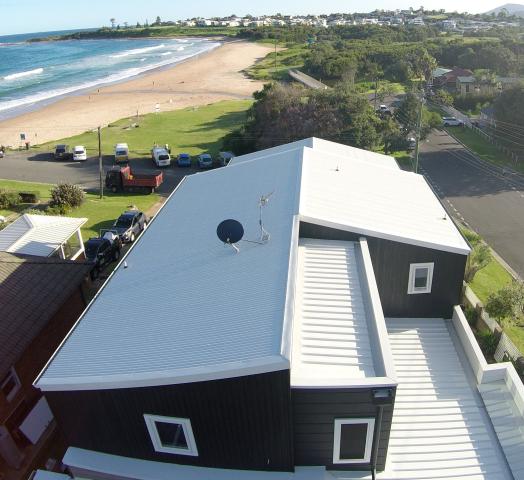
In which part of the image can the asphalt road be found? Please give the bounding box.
[0,150,199,196]
[419,129,524,278]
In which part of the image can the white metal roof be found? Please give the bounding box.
[0,214,86,257]
[37,151,302,390]
[36,138,469,390]
[291,239,377,386]
[386,318,513,480]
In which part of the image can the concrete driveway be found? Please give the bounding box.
[419,129,524,278]
[0,149,200,196]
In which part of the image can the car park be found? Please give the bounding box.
[151,147,171,167]
[84,232,122,279]
[73,145,87,161]
[197,153,213,169]
[442,117,464,127]
[177,153,192,167]
[105,165,163,194]
[54,144,72,160]
[112,210,148,243]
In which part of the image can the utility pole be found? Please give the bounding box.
[374,77,379,110]
[414,91,424,174]
[98,126,103,199]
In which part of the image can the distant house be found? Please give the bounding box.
[34,138,524,480]
[0,214,87,261]
[433,67,474,91]
[0,253,91,471]
[456,75,522,95]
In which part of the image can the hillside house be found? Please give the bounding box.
[35,139,524,480]
[456,76,521,95]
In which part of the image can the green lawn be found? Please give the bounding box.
[36,100,253,161]
[446,127,522,173]
[504,324,524,354]
[0,178,160,241]
[470,257,513,304]
[71,192,160,241]
[246,44,308,81]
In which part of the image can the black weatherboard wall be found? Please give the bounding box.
[299,222,467,318]
[45,370,294,471]
[292,388,395,471]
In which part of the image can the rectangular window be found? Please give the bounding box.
[1,367,21,402]
[407,262,434,294]
[333,418,375,464]
[144,414,198,456]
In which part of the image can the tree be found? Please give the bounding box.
[494,83,524,127]
[395,92,440,139]
[464,242,491,283]
[434,89,453,106]
[486,281,524,325]
[110,18,116,28]
[381,118,408,154]
[154,16,162,26]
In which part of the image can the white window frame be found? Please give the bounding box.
[1,367,21,402]
[407,262,434,294]
[144,414,198,456]
[333,418,375,464]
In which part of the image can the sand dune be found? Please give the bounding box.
[0,40,271,147]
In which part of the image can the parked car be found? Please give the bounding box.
[377,104,392,116]
[73,145,87,161]
[114,143,129,163]
[218,151,235,167]
[407,137,416,151]
[54,144,72,160]
[112,210,148,243]
[177,153,192,167]
[84,233,122,279]
[442,117,464,127]
[105,165,163,193]
[151,147,171,167]
[197,153,213,169]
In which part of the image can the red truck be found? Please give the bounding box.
[105,165,163,193]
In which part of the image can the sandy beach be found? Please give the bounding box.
[0,40,272,147]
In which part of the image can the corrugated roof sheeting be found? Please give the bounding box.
[0,214,86,257]
[301,147,470,254]
[386,318,513,479]
[291,239,376,387]
[37,151,302,389]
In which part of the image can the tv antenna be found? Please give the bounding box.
[258,191,273,243]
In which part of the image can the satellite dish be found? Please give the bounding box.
[217,219,244,246]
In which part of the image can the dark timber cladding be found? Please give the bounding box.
[292,388,395,471]
[44,370,294,471]
[299,222,467,318]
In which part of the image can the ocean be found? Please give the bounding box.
[0,30,220,120]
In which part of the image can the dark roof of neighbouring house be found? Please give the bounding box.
[0,252,91,379]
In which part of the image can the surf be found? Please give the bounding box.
[4,67,44,81]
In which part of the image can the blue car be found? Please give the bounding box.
[177,153,191,167]
[197,153,213,169]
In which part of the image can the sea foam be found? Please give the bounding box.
[110,44,166,58]
[4,67,44,81]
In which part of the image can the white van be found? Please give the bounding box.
[151,147,171,167]
[114,143,129,163]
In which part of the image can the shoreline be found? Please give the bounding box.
[0,40,269,147]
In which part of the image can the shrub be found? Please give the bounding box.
[18,191,40,203]
[464,305,478,327]
[477,330,499,357]
[23,208,46,216]
[46,204,71,216]
[486,281,524,325]
[0,189,20,209]
[49,183,84,209]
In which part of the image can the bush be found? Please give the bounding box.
[477,330,499,357]
[49,183,84,209]
[0,189,20,209]
[46,204,71,216]
[18,191,40,203]
[452,93,494,113]
[486,281,524,325]
[23,208,46,216]
[464,305,478,327]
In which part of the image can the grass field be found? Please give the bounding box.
[470,257,513,304]
[0,178,160,241]
[446,127,522,173]
[37,100,253,161]
[246,44,308,81]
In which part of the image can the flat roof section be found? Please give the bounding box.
[291,239,377,387]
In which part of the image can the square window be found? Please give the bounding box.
[144,414,198,456]
[1,368,21,402]
[333,418,375,464]
[408,263,434,294]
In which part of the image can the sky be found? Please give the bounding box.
[0,0,520,36]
